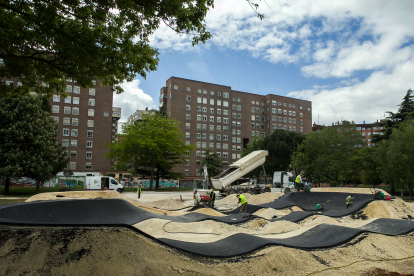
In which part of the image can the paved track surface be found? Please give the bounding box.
[1,196,413,257]
[223,192,374,216]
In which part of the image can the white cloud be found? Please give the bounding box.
[287,59,414,125]
[113,79,154,126]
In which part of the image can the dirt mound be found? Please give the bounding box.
[299,215,340,227]
[217,192,284,206]
[2,226,414,276]
[26,190,124,202]
[193,208,226,217]
[253,208,287,220]
[362,198,414,220]
[137,198,190,210]
[311,187,390,195]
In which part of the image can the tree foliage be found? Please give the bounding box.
[378,119,414,199]
[292,121,364,185]
[372,89,414,143]
[242,130,305,178]
[105,114,195,190]
[0,0,213,97]
[0,94,68,194]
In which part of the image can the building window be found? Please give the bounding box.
[223,144,228,150]
[185,170,190,176]
[63,117,70,125]
[74,86,80,93]
[202,115,207,121]
[87,120,94,127]
[87,130,93,138]
[216,134,221,140]
[62,139,69,147]
[223,152,228,158]
[71,107,79,115]
[186,105,191,111]
[202,142,207,148]
[89,99,95,106]
[87,109,94,117]
[64,96,71,104]
[210,116,214,123]
[89,88,95,96]
[223,92,229,98]
[86,141,93,148]
[63,107,71,114]
[71,129,78,137]
[71,97,79,105]
[300,113,303,118]
[70,162,76,170]
[217,100,221,106]
[85,162,92,169]
[210,99,214,105]
[72,118,78,126]
[223,101,228,107]
[52,105,59,113]
[185,123,190,129]
[86,152,92,159]
[63,128,70,136]
[216,143,221,149]
[209,134,214,140]
[185,160,190,166]
[202,133,207,139]
[71,140,77,147]
[186,95,191,102]
[52,95,60,102]
[300,127,303,132]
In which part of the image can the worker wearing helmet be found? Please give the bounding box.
[209,189,216,208]
[237,194,248,213]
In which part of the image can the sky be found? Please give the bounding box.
[113,0,414,127]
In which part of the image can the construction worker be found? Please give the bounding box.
[237,194,248,213]
[209,189,216,208]
[346,194,355,209]
[295,174,302,190]
[194,190,201,206]
[136,185,142,199]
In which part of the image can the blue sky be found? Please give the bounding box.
[114,0,414,126]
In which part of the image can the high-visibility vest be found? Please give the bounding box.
[209,191,215,201]
[295,175,301,183]
[137,188,141,194]
[238,195,247,204]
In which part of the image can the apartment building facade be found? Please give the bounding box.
[50,80,120,172]
[160,77,312,178]
[127,107,158,125]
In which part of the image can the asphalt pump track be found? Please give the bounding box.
[0,192,413,257]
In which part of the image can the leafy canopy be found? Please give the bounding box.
[372,89,414,143]
[0,0,213,97]
[105,113,195,189]
[0,94,68,193]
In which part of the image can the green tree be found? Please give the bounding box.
[292,121,364,185]
[105,114,195,190]
[0,94,68,194]
[382,119,414,199]
[197,148,223,188]
[372,89,414,143]
[0,0,214,97]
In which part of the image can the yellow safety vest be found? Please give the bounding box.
[137,188,141,194]
[238,195,247,204]
[295,175,301,183]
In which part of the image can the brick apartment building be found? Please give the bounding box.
[312,121,385,147]
[1,60,120,174]
[159,77,312,178]
[127,107,158,125]
[49,80,121,172]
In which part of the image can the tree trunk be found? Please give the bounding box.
[410,187,413,200]
[155,169,160,190]
[36,181,40,191]
[4,178,10,195]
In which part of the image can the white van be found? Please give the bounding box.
[272,171,295,194]
[84,176,124,193]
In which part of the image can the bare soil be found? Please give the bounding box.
[0,191,413,275]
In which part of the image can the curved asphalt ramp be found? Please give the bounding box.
[1,197,413,257]
[223,192,374,216]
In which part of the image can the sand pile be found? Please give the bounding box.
[192,208,226,217]
[299,215,340,227]
[362,198,414,220]
[253,208,287,219]
[1,226,414,276]
[217,192,284,206]
[25,190,124,202]
[137,198,190,210]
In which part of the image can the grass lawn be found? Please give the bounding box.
[0,199,28,205]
